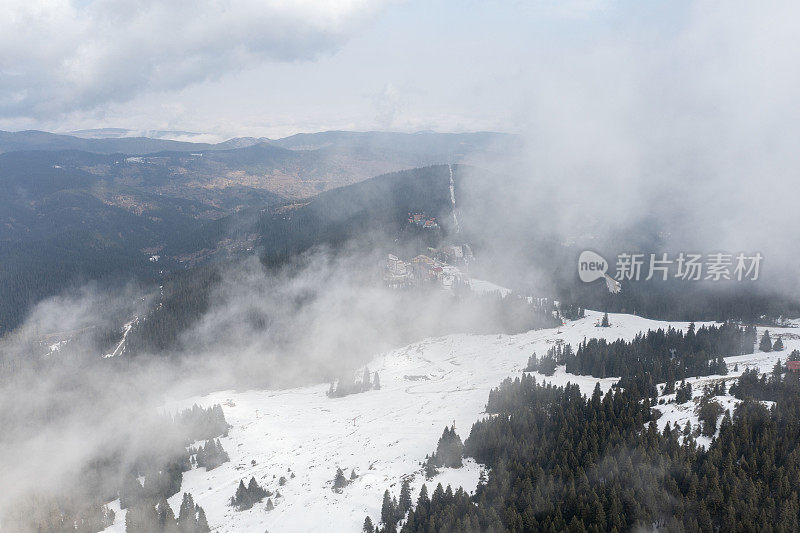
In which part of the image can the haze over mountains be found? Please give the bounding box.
[0,129,520,334]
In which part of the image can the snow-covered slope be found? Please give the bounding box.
[654,324,800,448]
[103,313,799,532]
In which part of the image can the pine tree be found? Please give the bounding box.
[333,467,348,490]
[381,490,396,525]
[363,516,375,533]
[231,480,248,508]
[424,456,439,478]
[373,371,381,390]
[230,478,268,510]
[416,484,430,514]
[399,478,412,515]
[362,368,372,391]
[773,336,784,351]
[125,502,158,533]
[432,425,464,468]
[156,498,179,533]
[196,507,210,533]
[120,471,144,509]
[178,493,198,532]
[601,313,610,327]
[760,330,773,352]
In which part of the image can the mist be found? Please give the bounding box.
[452,1,800,296]
[0,237,554,526]
[2,1,800,530]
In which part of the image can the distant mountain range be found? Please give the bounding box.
[0,128,519,155]
[0,129,521,202]
[0,130,520,335]
[68,128,211,141]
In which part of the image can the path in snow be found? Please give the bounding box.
[448,164,460,233]
[103,318,136,358]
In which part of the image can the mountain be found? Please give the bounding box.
[97,312,800,532]
[0,130,221,155]
[269,130,520,154]
[0,149,233,334]
[0,130,522,203]
[0,129,521,160]
[0,150,226,244]
[68,128,210,141]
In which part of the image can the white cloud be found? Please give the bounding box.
[0,0,386,118]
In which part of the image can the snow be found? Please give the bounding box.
[45,340,68,357]
[448,164,460,233]
[653,324,800,448]
[467,278,511,297]
[102,312,799,532]
[103,319,136,359]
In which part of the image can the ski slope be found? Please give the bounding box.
[103,312,799,532]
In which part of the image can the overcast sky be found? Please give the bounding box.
[1,0,797,141]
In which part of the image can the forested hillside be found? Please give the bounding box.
[374,337,800,532]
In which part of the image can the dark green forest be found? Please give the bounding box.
[372,338,800,532]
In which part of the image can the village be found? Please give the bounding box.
[406,212,439,229]
[382,243,474,290]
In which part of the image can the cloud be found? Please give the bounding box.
[471,0,800,288]
[0,0,386,119]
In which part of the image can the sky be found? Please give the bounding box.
[0,0,692,140]
[1,0,799,258]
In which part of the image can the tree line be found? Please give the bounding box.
[368,335,800,531]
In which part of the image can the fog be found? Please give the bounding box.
[0,240,552,525]
[456,0,800,293]
[3,1,800,529]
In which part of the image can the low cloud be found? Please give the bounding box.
[0,0,386,119]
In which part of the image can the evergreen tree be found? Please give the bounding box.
[177,493,198,532]
[156,498,179,533]
[431,425,464,468]
[363,516,375,533]
[120,471,144,510]
[760,330,773,352]
[125,502,159,533]
[333,467,349,491]
[196,507,210,533]
[773,336,784,351]
[381,489,396,525]
[196,438,230,470]
[373,371,381,390]
[399,478,412,516]
[676,380,693,404]
[230,478,268,510]
[362,368,372,392]
[424,456,438,479]
[601,312,610,327]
